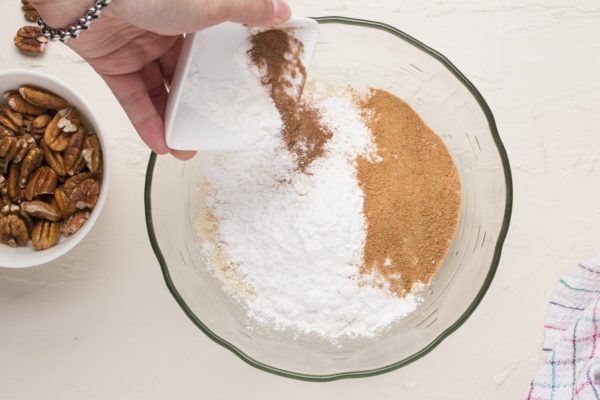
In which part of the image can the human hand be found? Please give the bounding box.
[29,0,292,159]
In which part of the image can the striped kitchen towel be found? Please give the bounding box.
[527,256,600,399]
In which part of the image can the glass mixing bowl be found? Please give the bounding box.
[145,17,512,380]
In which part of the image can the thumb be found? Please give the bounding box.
[210,0,292,27]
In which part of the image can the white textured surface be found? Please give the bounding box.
[1,1,600,399]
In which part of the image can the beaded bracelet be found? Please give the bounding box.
[37,0,112,43]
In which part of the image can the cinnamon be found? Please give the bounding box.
[249,29,332,172]
[357,89,461,296]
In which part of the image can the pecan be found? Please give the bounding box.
[14,26,48,55]
[69,178,100,210]
[31,220,60,251]
[82,134,102,174]
[43,112,70,151]
[20,114,36,133]
[7,162,21,201]
[64,172,94,191]
[22,0,40,22]
[62,210,90,236]
[19,87,69,110]
[1,202,20,215]
[13,135,36,163]
[21,200,61,222]
[54,186,75,217]
[3,91,17,101]
[32,114,51,129]
[57,108,80,133]
[64,126,86,175]
[4,108,23,128]
[24,166,57,201]
[0,126,14,138]
[0,214,29,247]
[8,94,46,115]
[0,113,18,133]
[18,211,34,234]
[19,146,43,188]
[0,136,18,160]
[72,154,86,176]
[41,140,66,176]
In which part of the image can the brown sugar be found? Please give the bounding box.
[249,29,332,172]
[357,89,461,296]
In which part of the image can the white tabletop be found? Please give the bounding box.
[2,1,600,399]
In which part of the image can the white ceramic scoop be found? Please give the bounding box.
[165,18,319,151]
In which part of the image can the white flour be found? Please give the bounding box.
[181,38,282,148]
[196,81,422,340]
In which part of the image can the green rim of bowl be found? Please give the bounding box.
[144,16,513,381]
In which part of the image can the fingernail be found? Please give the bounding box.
[171,149,197,160]
[272,0,291,22]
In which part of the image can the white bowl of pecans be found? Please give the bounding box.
[0,69,109,268]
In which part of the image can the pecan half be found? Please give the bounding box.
[19,87,69,110]
[62,210,90,236]
[69,178,100,210]
[0,214,29,247]
[31,220,60,251]
[43,112,70,151]
[0,126,14,138]
[3,91,17,101]
[82,134,103,174]
[21,200,61,222]
[19,146,43,188]
[57,108,81,133]
[72,154,86,176]
[13,135,36,163]
[54,186,75,217]
[32,114,51,129]
[14,26,48,55]
[41,140,66,176]
[18,210,34,234]
[64,126,86,175]
[64,172,94,191]
[8,94,46,115]
[24,166,57,201]
[1,203,20,215]
[4,108,23,128]
[22,0,40,22]
[0,113,18,133]
[0,136,18,160]
[7,162,21,201]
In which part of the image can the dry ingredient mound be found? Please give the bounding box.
[194,28,461,341]
[249,29,332,172]
[358,89,461,296]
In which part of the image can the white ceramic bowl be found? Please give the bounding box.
[0,69,110,268]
